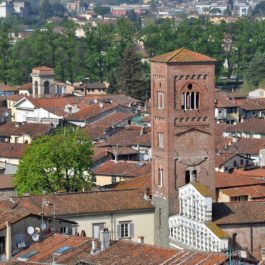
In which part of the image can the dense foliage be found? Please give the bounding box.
[2,17,265,98]
[15,127,94,195]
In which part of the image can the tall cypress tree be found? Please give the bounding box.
[118,44,147,100]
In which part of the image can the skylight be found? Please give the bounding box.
[17,250,38,261]
[53,246,72,255]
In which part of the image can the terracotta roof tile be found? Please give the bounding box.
[92,160,151,178]
[12,189,154,217]
[0,143,26,158]
[0,85,19,92]
[220,185,265,199]
[0,122,52,138]
[86,240,227,265]
[215,172,265,188]
[107,146,139,155]
[215,90,237,108]
[0,208,31,230]
[113,173,151,192]
[151,48,217,63]
[213,201,265,224]
[234,168,265,177]
[13,233,95,264]
[225,119,265,134]
[0,174,14,189]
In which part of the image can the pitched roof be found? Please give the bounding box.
[12,189,154,217]
[92,160,151,178]
[215,90,237,108]
[0,122,52,138]
[151,48,217,63]
[234,168,265,177]
[107,146,139,155]
[86,240,227,265]
[0,174,14,190]
[0,143,26,159]
[213,201,265,225]
[113,173,151,192]
[225,119,265,134]
[0,85,19,92]
[0,208,31,230]
[12,233,95,264]
[220,185,265,199]
[215,172,265,189]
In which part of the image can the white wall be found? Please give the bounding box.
[62,210,155,244]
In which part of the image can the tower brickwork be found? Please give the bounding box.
[151,48,216,247]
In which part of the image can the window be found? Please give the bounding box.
[93,223,105,238]
[34,81,38,96]
[44,81,50,96]
[60,226,69,234]
[158,168,163,186]
[181,86,199,110]
[117,222,134,238]
[0,237,5,254]
[157,91,164,109]
[111,176,116,184]
[158,132,164,148]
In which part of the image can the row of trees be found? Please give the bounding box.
[2,17,265,99]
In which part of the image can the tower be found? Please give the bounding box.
[151,48,216,247]
[31,67,55,98]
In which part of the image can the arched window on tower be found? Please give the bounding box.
[34,81,38,96]
[181,84,200,110]
[44,81,50,96]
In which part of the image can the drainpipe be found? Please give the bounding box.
[5,221,11,261]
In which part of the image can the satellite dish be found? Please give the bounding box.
[35,227,41,234]
[32,233,39,242]
[27,226,34,235]
[93,99,98,104]
[143,154,149,161]
[40,223,47,231]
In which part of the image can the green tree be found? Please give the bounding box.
[0,25,11,84]
[15,127,94,196]
[40,0,53,20]
[93,6,111,18]
[118,44,147,99]
[245,53,265,87]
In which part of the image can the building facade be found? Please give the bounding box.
[169,182,228,252]
[151,48,216,247]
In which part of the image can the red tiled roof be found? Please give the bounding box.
[220,185,265,199]
[92,147,108,162]
[0,174,14,189]
[0,208,31,230]
[225,119,265,134]
[238,98,265,111]
[105,126,150,146]
[151,48,217,63]
[92,160,151,178]
[215,152,237,167]
[0,143,26,158]
[107,146,139,155]
[113,173,151,192]
[220,138,265,155]
[32,66,54,72]
[86,240,227,265]
[0,85,19,92]
[216,172,265,189]
[13,233,95,264]
[18,83,32,90]
[12,189,154,217]
[213,201,265,224]
[0,122,52,138]
[235,168,265,177]
[215,90,237,108]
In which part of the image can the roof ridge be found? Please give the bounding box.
[168,48,184,62]
[13,188,141,199]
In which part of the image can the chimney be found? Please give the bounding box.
[138,236,144,244]
[261,248,265,261]
[140,127,144,136]
[5,221,11,261]
[100,228,110,251]
[90,240,96,254]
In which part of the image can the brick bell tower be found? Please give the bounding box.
[150,48,216,247]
